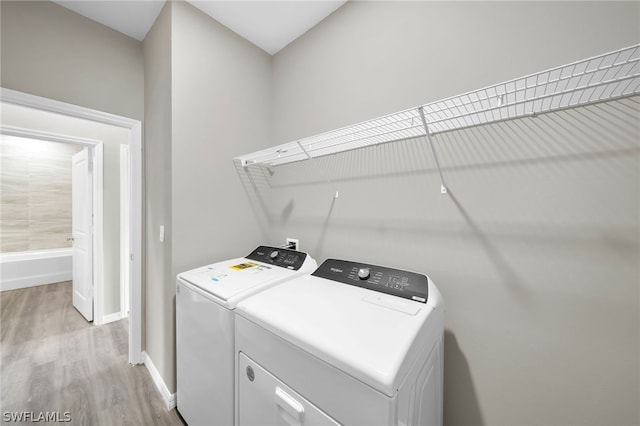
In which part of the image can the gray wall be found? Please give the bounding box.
[255,2,640,425]
[1,102,131,316]
[0,137,81,253]
[0,0,144,121]
[143,0,173,390]
[3,1,638,422]
[143,0,271,393]
[272,1,640,142]
[171,1,271,276]
[0,0,144,316]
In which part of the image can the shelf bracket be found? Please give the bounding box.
[296,141,339,199]
[418,106,448,194]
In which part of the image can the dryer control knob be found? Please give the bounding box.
[358,268,370,280]
[270,250,279,259]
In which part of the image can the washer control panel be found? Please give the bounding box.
[312,259,429,303]
[245,246,307,271]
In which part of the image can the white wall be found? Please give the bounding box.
[0,0,143,319]
[171,1,271,276]
[143,0,174,394]
[272,1,640,143]
[143,0,272,393]
[260,2,640,425]
[0,0,143,121]
[1,103,130,317]
[3,1,638,422]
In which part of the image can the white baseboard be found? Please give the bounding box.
[142,351,176,410]
[102,312,124,324]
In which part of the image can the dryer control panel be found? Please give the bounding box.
[312,259,429,303]
[246,246,308,271]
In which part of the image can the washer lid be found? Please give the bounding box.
[236,272,444,397]
[177,255,309,308]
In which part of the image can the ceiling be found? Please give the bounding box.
[52,1,346,55]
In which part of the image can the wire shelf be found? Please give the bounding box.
[235,44,640,167]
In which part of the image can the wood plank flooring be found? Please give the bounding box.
[1,281,185,426]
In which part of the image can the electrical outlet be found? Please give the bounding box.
[286,238,299,251]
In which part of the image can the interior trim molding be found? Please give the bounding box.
[0,125,105,326]
[143,351,177,410]
[0,88,140,128]
[1,87,144,365]
[102,311,125,324]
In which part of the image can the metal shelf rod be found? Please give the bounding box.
[424,55,639,116]
[417,91,639,138]
[423,73,639,129]
[418,107,448,194]
[247,121,425,164]
[235,44,640,168]
[296,141,339,198]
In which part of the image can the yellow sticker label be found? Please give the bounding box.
[229,262,258,271]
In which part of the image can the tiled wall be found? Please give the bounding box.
[0,136,82,253]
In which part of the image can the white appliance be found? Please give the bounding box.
[176,246,317,426]
[235,258,445,426]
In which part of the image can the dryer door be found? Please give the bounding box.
[238,353,340,426]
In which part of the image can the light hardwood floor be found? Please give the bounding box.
[0,281,185,426]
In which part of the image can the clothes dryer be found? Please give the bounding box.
[235,258,445,426]
[176,246,316,426]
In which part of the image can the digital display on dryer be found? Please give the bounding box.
[245,246,307,270]
[386,275,409,290]
[312,259,429,303]
[283,255,298,265]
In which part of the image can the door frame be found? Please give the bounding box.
[0,87,143,365]
[120,144,131,319]
[0,127,104,321]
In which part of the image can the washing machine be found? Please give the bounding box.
[176,246,317,426]
[234,258,445,426]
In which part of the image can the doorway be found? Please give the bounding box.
[0,134,100,322]
[0,88,143,365]
[0,130,103,323]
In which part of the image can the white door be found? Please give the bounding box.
[72,148,93,321]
